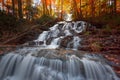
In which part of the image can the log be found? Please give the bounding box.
[0,45,43,48]
[1,24,39,45]
[0,45,18,48]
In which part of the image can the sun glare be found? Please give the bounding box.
[64,13,72,21]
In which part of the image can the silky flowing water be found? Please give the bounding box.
[0,21,119,80]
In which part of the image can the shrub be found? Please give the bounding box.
[36,15,55,25]
[0,11,17,32]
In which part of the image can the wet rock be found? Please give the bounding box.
[58,24,64,30]
[28,41,36,45]
[58,32,65,37]
[32,49,86,61]
[37,41,44,45]
[28,41,44,45]
[46,37,53,45]
[60,36,73,48]
[67,42,73,48]
[69,30,77,35]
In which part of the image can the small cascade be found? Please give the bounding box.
[32,21,86,50]
[47,37,62,49]
[73,36,81,50]
[0,21,119,80]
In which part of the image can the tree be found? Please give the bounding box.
[41,0,49,15]
[12,0,15,15]
[18,0,23,19]
[2,0,4,10]
[79,0,83,18]
[60,0,63,19]
[113,0,117,13]
[49,0,52,15]
[72,0,79,19]
[90,0,95,18]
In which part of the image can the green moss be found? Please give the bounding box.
[84,31,90,36]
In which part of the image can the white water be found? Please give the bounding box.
[0,52,119,80]
[0,21,119,80]
[33,21,86,50]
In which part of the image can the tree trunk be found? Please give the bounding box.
[12,0,15,15]
[18,0,23,19]
[114,0,116,13]
[42,0,48,15]
[61,0,63,19]
[73,0,79,20]
[79,0,83,18]
[49,0,52,16]
[45,0,49,15]
[98,0,101,16]
[85,0,88,18]
[90,0,95,18]
[2,0,4,11]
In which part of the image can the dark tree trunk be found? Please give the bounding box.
[49,0,52,16]
[42,0,46,15]
[61,0,63,19]
[18,0,23,19]
[79,0,83,18]
[73,0,79,20]
[98,0,101,16]
[12,0,15,15]
[91,0,95,18]
[114,0,117,13]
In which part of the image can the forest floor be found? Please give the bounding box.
[0,15,120,77]
[81,14,120,77]
[80,24,120,77]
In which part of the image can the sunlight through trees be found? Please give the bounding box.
[0,0,119,20]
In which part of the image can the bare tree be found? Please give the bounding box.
[18,0,23,19]
[2,0,5,11]
[72,0,79,19]
[113,0,116,13]
[61,0,63,19]
[79,0,83,18]
[12,0,15,15]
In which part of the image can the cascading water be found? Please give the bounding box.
[33,21,86,49]
[0,21,119,80]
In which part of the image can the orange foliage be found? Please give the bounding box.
[45,0,55,6]
[117,1,120,12]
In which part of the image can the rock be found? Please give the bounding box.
[46,37,54,45]
[60,36,73,48]
[28,41,36,45]
[28,41,44,45]
[32,49,86,61]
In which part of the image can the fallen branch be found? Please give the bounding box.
[1,24,39,45]
[0,45,19,48]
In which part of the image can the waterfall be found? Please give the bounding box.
[0,52,119,80]
[32,21,86,50]
[0,21,119,80]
